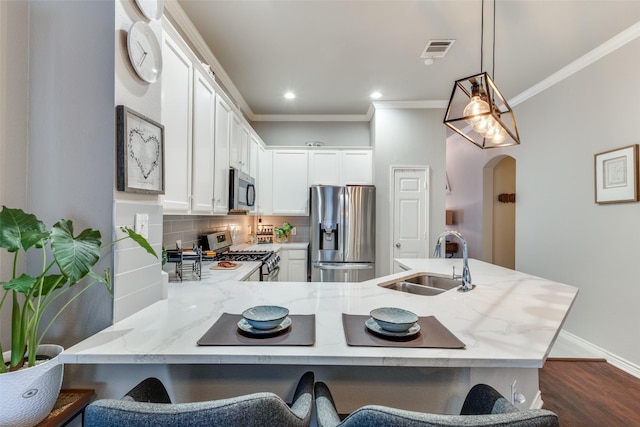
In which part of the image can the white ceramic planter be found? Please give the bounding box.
[1,344,64,427]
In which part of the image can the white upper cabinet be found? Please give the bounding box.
[342,150,373,185]
[257,144,272,215]
[308,149,373,186]
[272,150,309,215]
[161,31,193,212]
[190,67,216,213]
[229,113,250,175]
[213,94,232,214]
[308,151,342,186]
[249,132,260,179]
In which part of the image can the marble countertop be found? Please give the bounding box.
[200,260,262,282]
[60,258,578,369]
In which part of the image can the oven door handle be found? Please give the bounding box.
[263,265,279,281]
[313,263,373,270]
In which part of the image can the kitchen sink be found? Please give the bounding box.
[379,273,461,296]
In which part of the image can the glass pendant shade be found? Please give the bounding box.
[443,72,520,149]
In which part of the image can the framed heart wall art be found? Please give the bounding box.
[116,105,165,194]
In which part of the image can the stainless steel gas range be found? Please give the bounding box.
[202,231,280,281]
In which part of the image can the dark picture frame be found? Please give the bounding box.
[594,144,638,204]
[117,105,165,194]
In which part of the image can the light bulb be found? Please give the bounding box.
[463,95,490,126]
[483,118,508,144]
[489,128,508,144]
[472,115,491,134]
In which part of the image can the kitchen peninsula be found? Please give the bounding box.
[60,258,577,415]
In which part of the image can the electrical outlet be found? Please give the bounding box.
[291,227,297,235]
[134,213,149,239]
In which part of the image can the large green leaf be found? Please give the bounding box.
[31,274,66,296]
[0,206,49,252]
[120,227,158,258]
[50,219,102,285]
[2,274,37,294]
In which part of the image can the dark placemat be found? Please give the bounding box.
[342,314,465,348]
[197,313,315,346]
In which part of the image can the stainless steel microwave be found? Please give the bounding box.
[229,168,255,212]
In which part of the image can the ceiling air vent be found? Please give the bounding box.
[420,39,456,59]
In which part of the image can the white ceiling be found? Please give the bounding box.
[174,0,640,119]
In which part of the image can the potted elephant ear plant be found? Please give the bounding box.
[0,206,157,427]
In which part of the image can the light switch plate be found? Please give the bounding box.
[134,213,149,239]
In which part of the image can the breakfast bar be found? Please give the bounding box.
[60,258,578,415]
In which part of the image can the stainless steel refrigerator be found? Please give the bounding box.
[309,185,375,282]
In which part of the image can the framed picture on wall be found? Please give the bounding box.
[594,144,638,204]
[116,105,165,194]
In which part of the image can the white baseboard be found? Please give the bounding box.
[530,390,544,410]
[556,330,640,379]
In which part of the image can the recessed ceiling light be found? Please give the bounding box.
[284,91,296,100]
[370,91,382,99]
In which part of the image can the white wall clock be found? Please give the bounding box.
[134,0,165,21]
[127,21,163,84]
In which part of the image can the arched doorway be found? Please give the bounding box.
[482,156,516,269]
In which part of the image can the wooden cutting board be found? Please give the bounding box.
[210,262,242,270]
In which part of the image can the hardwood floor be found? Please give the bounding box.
[540,358,640,426]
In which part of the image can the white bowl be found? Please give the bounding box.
[242,305,289,330]
[370,307,418,332]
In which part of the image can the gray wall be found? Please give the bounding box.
[446,35,640,367]
[515,37,640,366]
[252,121,370,147]
[0,0,29,351]
[373,107,447,276]
[26,0,116,348]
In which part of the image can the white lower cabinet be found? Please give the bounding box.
[278,247,308,282]
[245,267,261,281]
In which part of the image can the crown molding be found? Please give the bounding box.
[509,21,640,107]
[164,0,254,118]
[164,3,640,123]
[372,100,449,110]
[251,114,370,122]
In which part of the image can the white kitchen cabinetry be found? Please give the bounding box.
[308,149,373,186]
[249,132,260,179]
[308,151,341,186]
[278,247,308,282]
[230,114,250,175]
[257,144,272,215]
[213,94,231,214]
[190,67,216,213]
[342,150,373,184]
[272,150,309,215]
[161,32,193,212]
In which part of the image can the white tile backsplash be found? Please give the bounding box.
[113,201,163,322]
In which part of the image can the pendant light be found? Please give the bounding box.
[443,0,519,148]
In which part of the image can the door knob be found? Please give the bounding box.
[395,243,401,248]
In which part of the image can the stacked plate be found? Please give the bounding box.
[238,305,291,335]
[366,307,420,338]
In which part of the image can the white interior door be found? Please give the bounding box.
[391,168,429,272]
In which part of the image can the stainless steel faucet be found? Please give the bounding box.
[434,230,474,292]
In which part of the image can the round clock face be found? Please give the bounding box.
[134,0,165,21]
[127,21,163,84]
